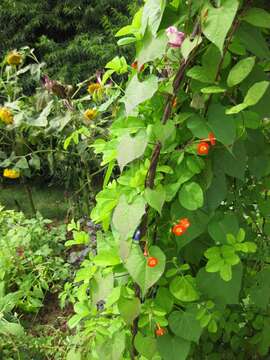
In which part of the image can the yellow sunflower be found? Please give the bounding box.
[0,107,14,125]
[84,109,97,121]
[6,51,22,66]
[87,83,101,94]
[3,169,20,179]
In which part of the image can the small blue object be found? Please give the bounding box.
[133,229,141,242]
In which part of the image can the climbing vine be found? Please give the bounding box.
[66,1,270,359]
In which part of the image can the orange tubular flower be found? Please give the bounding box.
[131,61,138,70]
[155,325,166,336]
[197,141,210,156]
[208,132,216,146]
[178,217,190,229]
[147,257,158,268]
[172,224,186,236]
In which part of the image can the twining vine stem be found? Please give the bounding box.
[130,17,202,359]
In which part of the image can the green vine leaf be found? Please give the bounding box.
[157,334,191,360]
[202,0,239,53]
[118,296,141,325]
[123,74,158,115]
[116,130,148,171]
[242,7,270,29]
[112,195,145,243]
[141,0,166,36]
[145,185,166,215]
[179,182,204,211]
[134,332,158,359]
[168,307,203,343]
[169,275,199,302]
[227,57,255,87]
[125,245,166,297]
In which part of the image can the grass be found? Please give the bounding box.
[0,183,70,219]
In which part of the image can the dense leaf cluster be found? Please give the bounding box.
[62,0,270,359]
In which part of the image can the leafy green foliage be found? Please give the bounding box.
[2,0,270,359]
[0,0,137,84]
[0,206,71,359]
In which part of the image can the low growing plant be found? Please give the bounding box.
[0,206,71,358]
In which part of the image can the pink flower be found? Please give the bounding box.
[166,26,185,48]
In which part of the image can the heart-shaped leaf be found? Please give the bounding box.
[125,245,166,296]
[117,130,148,171]
[118,296,141,325]
[145,185,166,214]
[170,275,199,302]
[179,182,204,211]
[157,334,191,360]
[202,0,239,53]
[134,332,157,359]
[168,307,203,343]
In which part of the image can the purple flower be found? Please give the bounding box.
[166,26,185,48]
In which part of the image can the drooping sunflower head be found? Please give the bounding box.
[87,83,101,94]
[84,108,97,121]
[0,107,14,125]
[6,50,23,66]
[3,169,20,179]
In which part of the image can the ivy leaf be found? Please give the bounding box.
[157,334,191,360]
[125,245,166,296]
[123,75,158,115]
[202,0,239,53]
[168,307,203,343]
[179,182,204,211]
[243,7,270,29]
[227,57,256,87]
[112,195,145,243]
[117,130,148,171]
[169,275,199,302]
[134,333,157,359]
[145,185,166,215]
